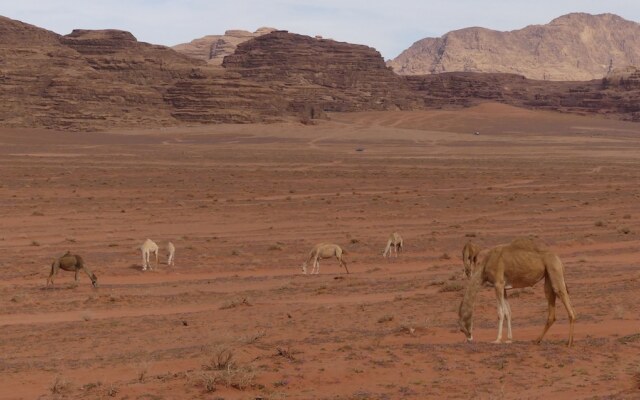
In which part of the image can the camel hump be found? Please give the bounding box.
[509,237,548,252]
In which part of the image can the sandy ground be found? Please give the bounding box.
[0,103,639,399]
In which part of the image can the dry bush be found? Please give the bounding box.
[50,375,72,395]
[203,346,235,371]
[220,297,251,310]
[439,282,464,292]
[239,330,266,345]
[219,365,256,390]
[275,346,297,361]
[377,314,394,323]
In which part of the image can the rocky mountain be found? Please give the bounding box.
[2,14,640,131]
[172,28,276,65]
[389,13,640,81]
[222,31,422,116]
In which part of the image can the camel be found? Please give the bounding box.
[458,238,576,346]
[47,251,98,288]
[301,243,349,275]
[167,242,175,266]
[382,232,403,258]
[140,239,159,271]
[462,240,482,278]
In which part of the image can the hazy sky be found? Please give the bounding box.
[2,0,640,59]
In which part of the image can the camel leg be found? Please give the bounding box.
[47,262,59,286]
[535,277,557,344]
[340,256,349,274]
[394,244,398,258]
[383,241,390,257]
[556,289,577,347]
[142,250,148,271]
[493,283,506,343]
[155,250,159,270]
[504,293,513,343]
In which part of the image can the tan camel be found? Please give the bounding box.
[458,238,576,346]
[301,243,349,275]
[167,241,175,266]
[382,232,403,258]
[462,240,482,278]
[47,251,98,288]
[141,239,159,271]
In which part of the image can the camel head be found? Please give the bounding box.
[301,262,308,275]
[458,316,473,342]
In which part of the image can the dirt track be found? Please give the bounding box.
[1,104,639,399]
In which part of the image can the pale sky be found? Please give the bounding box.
[2,0,639,59]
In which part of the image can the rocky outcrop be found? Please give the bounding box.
[2,14,640,131]
[389,13,640,81]
[406,72,640,121]
[0,17,287,129]
[223,31,423,114]
[172,28,276,65]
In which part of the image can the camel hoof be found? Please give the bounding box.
[492,340,502,344]
[505,340,512,344]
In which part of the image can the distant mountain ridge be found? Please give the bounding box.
[172,28,276,65]
[2,14,640,131]
[388,13,640,81]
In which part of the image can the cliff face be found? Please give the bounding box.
[406,72,640,121]
[389,13,640,81]
[172,28,276,65]
[0,17,287,129]
[222,31,422,114]
[2,14,640,131]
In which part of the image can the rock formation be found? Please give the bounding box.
[389,13,640,81]
[2,14,640,131]
[222,31,423,115]
[172,28,276,65]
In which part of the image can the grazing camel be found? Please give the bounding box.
[458,238,576,346]
[140,239,159,271]
[47,251,98,288]
[167,241,175,266]
[462,240,482,278]
[382,232,403,258]
[301,243,349,275]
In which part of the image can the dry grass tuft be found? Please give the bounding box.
[50,375,72,395]
[220,297,252,310]
[203,346,235,371]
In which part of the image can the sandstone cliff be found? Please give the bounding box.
[172,28,276,65]
[2,14,640,131]
[389,13,640,81]
[223,31,423,115]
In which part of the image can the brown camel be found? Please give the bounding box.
[462,240,482,278]
[301,243,349,275]
[458,238,576,346]
[47,251,98,288]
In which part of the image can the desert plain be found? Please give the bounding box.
[0,103,639,399]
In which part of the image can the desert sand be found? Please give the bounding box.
[0,104,639,399]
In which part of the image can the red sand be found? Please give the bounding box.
[0,104,639,399]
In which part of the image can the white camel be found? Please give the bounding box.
[167,241,175,266]
[382,232,403,258]
[301,243,349,275]
[140,239,159,271]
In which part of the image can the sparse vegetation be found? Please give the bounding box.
[50,376,71,395]
[220,297,251,309]
[203,346,234,371]
[439,281,464,292]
